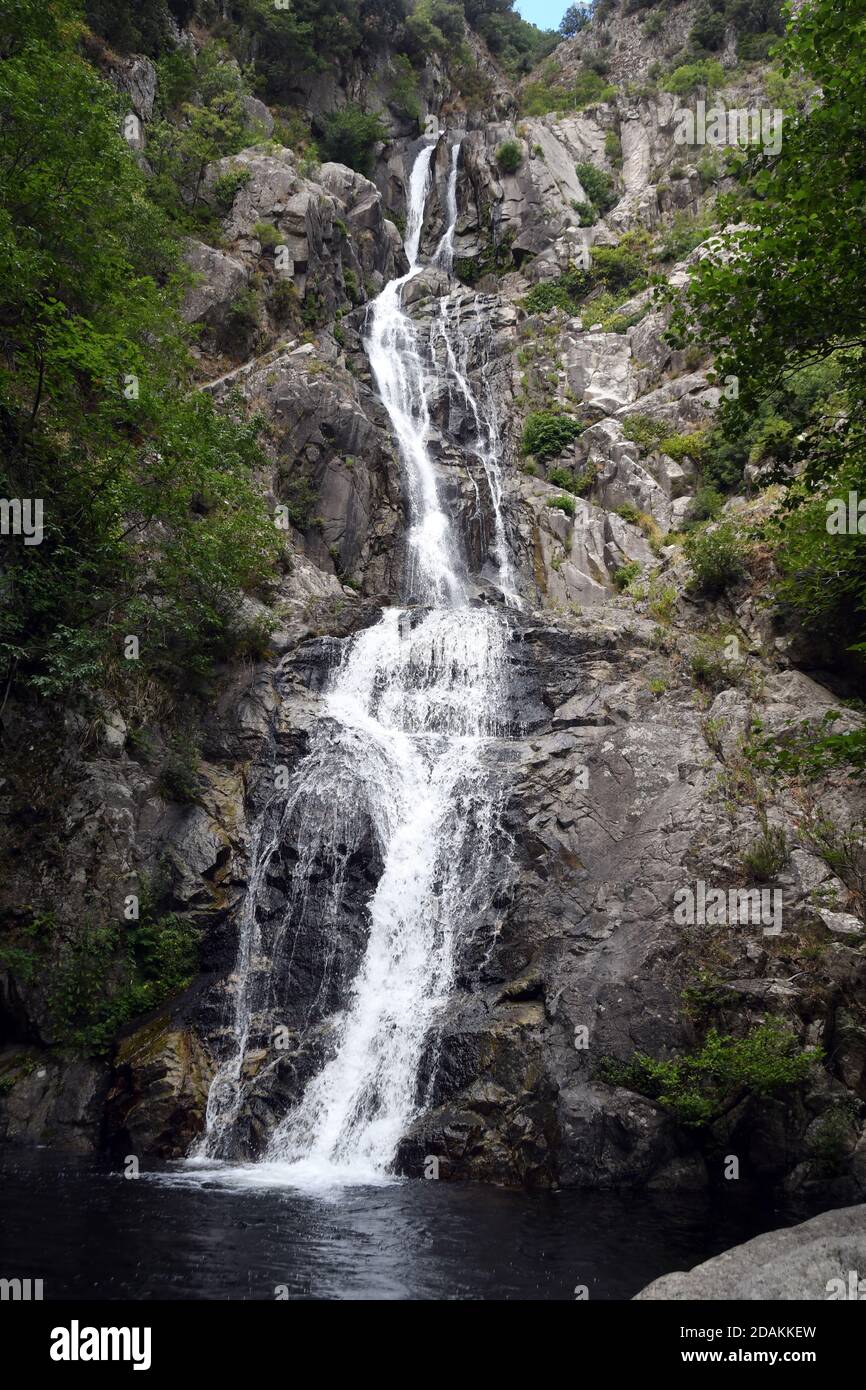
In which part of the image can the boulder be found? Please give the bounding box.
[634,1205,866,1299]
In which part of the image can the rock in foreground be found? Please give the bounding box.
[633,1204,866,1300]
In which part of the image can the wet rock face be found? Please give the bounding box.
[0,1056,106,1154]
[106,1019,213,1159]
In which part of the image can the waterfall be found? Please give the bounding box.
[434,141,460,271]
[432,292,520,605]
[365,142,463,607]
[197,139,516,1184]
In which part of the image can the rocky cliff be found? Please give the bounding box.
[2,0,865,1210]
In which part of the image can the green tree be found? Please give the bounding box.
[670,0,866,657]
[560,4,591,38]
[318,105,388,176]
[148,41,250,216]
[0,2,278,700]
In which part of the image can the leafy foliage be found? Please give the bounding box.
[590,231,652,294]
[575,160,617,215]
[621,414,670,452]
[317,104,388,176]
[496,139,523,174]
[521,66,616,117]
[614,560,641,591]
[683,522,747,596]
[0,2,279,701]
[521,411,584,460]
[663,58,726,94]
[148,41,250,222]
[559,3,591,38]
[2,900,202,1056]
[523,265,590,314]
[600,1018,821,1128]
[474,3,557,75]
[669,0,866,659]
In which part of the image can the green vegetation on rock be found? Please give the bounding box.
[601,1018,821,1128]
[521,411,584,460]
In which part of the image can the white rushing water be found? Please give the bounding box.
[198,138,516,1185]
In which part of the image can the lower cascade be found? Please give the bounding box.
[198,138,517,1182]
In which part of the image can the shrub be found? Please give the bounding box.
[0,14,281,702]
[659,429,709,463]
[684,521,746,595]
[690,5,727,52]
[559,3,591,37]
[696,151,721,188]
[600,1018,821,1128]
[318,105,388,176]
[521,69,616,117]
[523,265,590,313]
[496,139,523,174]
[548,466,576,490]
[648,578,677,623]
[622,414,670,451]
[808,1101,860,1176]
[657,210,714,262]
[253,220,282,249]
[521,411,584,460]
[343,268,362,304]
[211,166,251,213]
[572,199,597,226]
[549,494,576,517]
[548,463,596,496]
[270,277,297,321]
[575,161,617,213]
[684,344,706,370]
[226,287,261,346]
[663,59,726,95]
[740,815,789,880]
[738,30,781,62]
[616,502,642,525]
[689,635,741,691]
[614,560,642,591]
[685,485,724,526]
[156,732,202,804]
[388,54,421,122]
[583,51,611,76]
[591,234,650,294]
[46,909,202,1056]
[604,130,623,166]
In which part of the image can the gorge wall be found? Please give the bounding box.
[2,0,866,1208]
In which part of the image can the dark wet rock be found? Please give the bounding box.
[106,1018,214,1159]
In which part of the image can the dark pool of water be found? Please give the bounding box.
[0,1150,800,1301]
